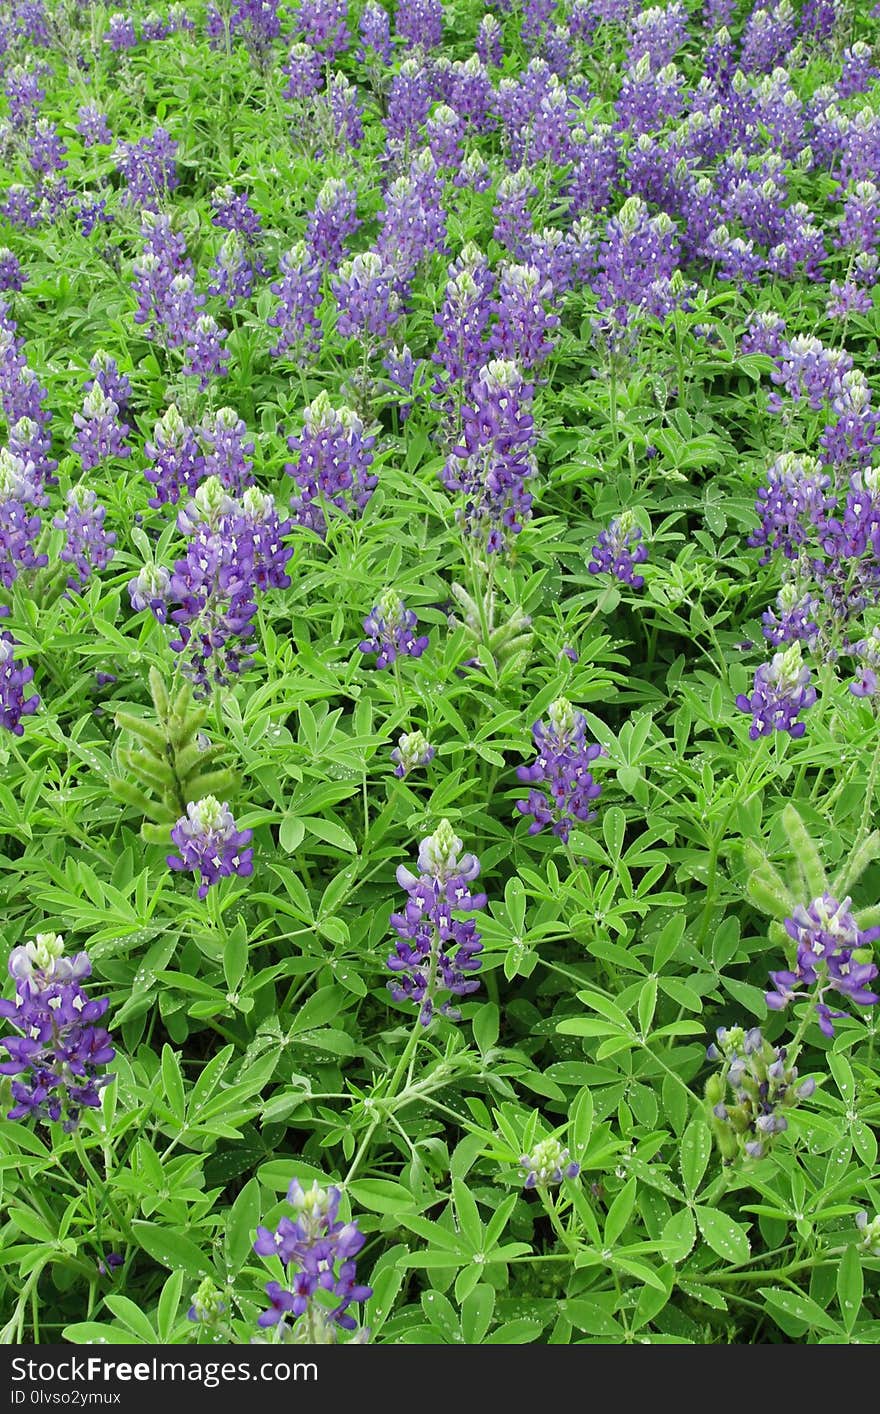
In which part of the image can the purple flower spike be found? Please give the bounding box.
[167,797,254,899]
[0,933,114,1130]
[516,698,603,843]
[253,1179,371,1341]
[359,592,428,669]
[0,632,39,735]
[765,894,880,1036]
[588,513,648,588]
[388,820,486,1025]
[520,1137,580,1190]
[736,643,817,740]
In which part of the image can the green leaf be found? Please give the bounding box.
[472,1002,499,1055]
[680,1117,712,1199]
[637,976,657,1036]
[132,1222,213,1280]
[837,1245,863,1334]
[160,1044,185,1125]
[303,817,357,852]
[485,1319,545,1343]
[225,1178,261,1274]
[102,1295,159,1344]
[453,1179,484,1251]
[156,1270,185,1343]
[604,1177,637,1247]
[758,1287,842,1335]
[695,1207,751,1266]
[279,813,305,853]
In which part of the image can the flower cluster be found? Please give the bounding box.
[516,698,603,843]
[359,593,428,670]
[588,513,648,587]
[167,796,254,899]
[766,894,880,1037]
[0,632,39,735]
[388,820,486,1025]
[442,359,537,553]
[0,934,115,1130]
[390,730,435,778]
[520,1137,580,1190]
[53,487,117,589]
[285,392,377,537]
[705,1025,815,1162]
[736,643,817,740]
[254,1179,371,1338]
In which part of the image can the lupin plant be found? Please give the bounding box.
[5,0,880,1355]
[109,668,239,844]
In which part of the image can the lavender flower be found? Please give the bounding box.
[359,592,428,669]
[0,632,39,735]
[0,934,114,1129]
[253,1179,371,1337]
[705,1025,814,1162]
[391,730,435,778]
[127,563,172,621]
[332,251,401,344]
[388,820,486,1025]
[736,643,817,739]
[520,1137,579,1189]
[268,243,323,361]
[167,797,254,899]
[516,697,603,843]
[53,487,116,588]
[144,405,205,508]
[285,392,377,537]
[306,178,360,269]
[199,408,255,493]
[442,359,537,554]
[766,894,880,1037]
[72,385,130,470]
[588,513,648,588]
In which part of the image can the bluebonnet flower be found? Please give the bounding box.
[850,628,880,699]
[489,262,560,370]
[85,353,132,416]
[388,820,486,1025]
[476,14,503,66]
[357,1,392,66]
[736,643,817,739]
[332,252,401,344]
[188,1278,227,1328]
[588,513,648,588]
[747,453,834,565]
[199,408,254,493]
[855,1211,880,1257]
[520,1137,579,1189]
[395,0,442,50]
[761,582,820,649]
[766,894,880,1037]
[144,405,205,508]
[0,933,114,1129]
[253,1179,371,1337]
[391,730,435,778]
[286,392,377,537]
[442,359,537,554]
[183,314,229,388]
[72,385,130,470]
[114,128,178,209]
[127,563,172,621]
[53,488,116,588]
[431,245,495,402]
[0,632,39,735]
[268,243,323,361]
[105,13,137,49]
[359,593,428,669]
[167,797,254,899]
[705,1025,814,1161]
[208,231,257,308]
[382,345,422,421]
[211,185,263,242]
[516,698,603,843]
[0,248,24,293]
[76,102,112,146]
[281,41,324,100]
[306,178,360,269]
[0,449,47,590]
